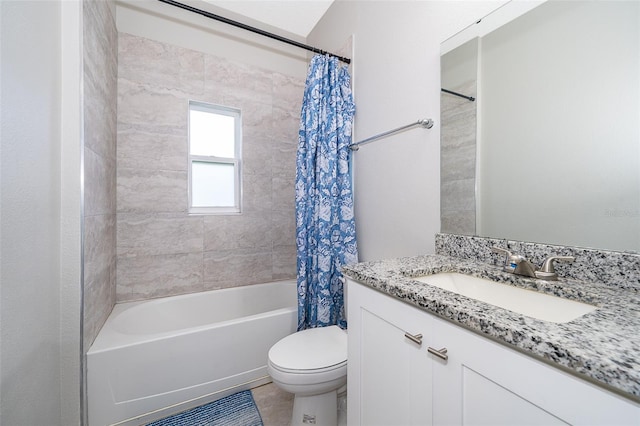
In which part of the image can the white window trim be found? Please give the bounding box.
[188,100,242,215]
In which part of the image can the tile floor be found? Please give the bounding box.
[252,383,347,426]
[252,382,294,426]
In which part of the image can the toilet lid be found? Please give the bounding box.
[269,325,347,371]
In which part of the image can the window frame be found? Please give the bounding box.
[187,100,242,215]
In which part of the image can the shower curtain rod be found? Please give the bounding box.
[157,0,351,64]
[441,88,475,102]
[349,119,434,151]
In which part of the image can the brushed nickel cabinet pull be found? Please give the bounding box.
[428,347,448,361]
[404,332,423,346]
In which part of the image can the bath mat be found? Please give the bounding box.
[146,390,263,426]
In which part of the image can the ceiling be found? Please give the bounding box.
[203,0,335,38]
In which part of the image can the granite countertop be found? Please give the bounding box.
[342,254,640,402]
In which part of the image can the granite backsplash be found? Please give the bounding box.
[435,233,640,291]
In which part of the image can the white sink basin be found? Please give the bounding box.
[413,273,596,323]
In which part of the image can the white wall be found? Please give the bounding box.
[308,0,505,261]
[1,0,82,424]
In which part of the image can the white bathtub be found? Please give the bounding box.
[87,280,297,426]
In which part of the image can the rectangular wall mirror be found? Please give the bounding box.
[440,0,640,253]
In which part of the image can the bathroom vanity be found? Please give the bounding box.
[343,237,640,425]
[357,1,640,422]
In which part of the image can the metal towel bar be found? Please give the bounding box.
[349,118,434,151]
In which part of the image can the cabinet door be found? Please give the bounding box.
[347,280,432,426]
[431,316,640,426]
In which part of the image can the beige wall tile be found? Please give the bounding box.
[117,213,203,257]
[117,252,204,302]
[84,213,118,348]
[118,32,205,97]
[83,0,118,350]
[441,211,476,235]
[272,105,300,142]
[84,0,118,72]
[203,249,273,287]
[272,175,295,213]
[441,143,476,182]
[117,78,187,133]
[239,100,275,177]
[203,213,273,252]
[243,173,273,213]
[272,245,296,280]
[85,214,117,281]
[117,168,187,213]
[84,263,115,349]
[85,147,116,216]
[441,80,477,236]
[272,72,304,110]
[272,209,295,248]
[231,96,274,132]
[272,138,297,178]
[243,136,274,177]
[441,178,475,213]
[204,55,273,104]
[85,67,117,160]
[117,129,187,172]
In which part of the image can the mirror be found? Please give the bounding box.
[440,0,640,253]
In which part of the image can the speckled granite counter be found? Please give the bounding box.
[342,254,640,402]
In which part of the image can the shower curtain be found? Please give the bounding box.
[296,54,357,330]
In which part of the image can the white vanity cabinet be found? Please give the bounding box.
[347,278,640,426]
[347,279,433,426]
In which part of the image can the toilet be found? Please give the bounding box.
[267,325,347,426]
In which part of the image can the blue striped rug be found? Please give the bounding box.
[147,390,263,426]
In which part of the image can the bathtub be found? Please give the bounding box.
[87,279,297,426]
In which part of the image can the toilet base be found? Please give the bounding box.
[337,387,347,426]
[291,389,337,426]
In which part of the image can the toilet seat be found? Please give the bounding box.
[268,359,347,387]
[268,325,347,373]
[267,325,347,389]
[269,360,347,375]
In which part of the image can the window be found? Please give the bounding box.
[188,101,242,214]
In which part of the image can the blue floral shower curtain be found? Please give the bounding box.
[296,54,358,331]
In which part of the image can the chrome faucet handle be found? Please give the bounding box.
[535,256,575,280]
[491,247,516,272]
[491,246,512,257]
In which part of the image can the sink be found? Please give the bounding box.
[413,273,596,323]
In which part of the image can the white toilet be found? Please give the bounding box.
[267,325,347,426]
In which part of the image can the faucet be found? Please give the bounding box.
[491,247,575,280]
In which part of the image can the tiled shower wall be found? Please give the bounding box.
[116,33,302,302]
[83,0,118,350]
[440,80,477,236]
[440,37,478,236]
